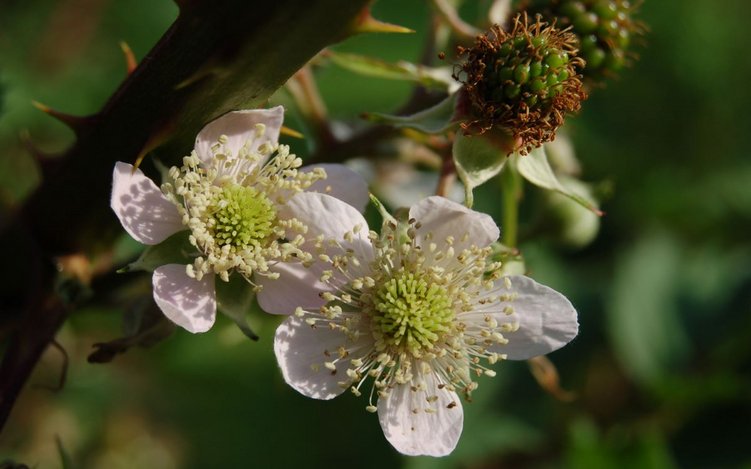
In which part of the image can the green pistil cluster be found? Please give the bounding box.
[164,133,319,283]
[300,215,515,407]
[489,35,572,106]
[373,269,454,356]
[528,0,643,81]
[210,185,276,249]
[456,13,586,153]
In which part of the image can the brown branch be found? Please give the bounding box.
[0,0,372,433]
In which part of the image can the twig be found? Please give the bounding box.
[286,65,337,149]
[435,149,456,197]
[33,340,69,393]
[430,0,481,39]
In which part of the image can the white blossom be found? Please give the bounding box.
[266,194,578,456]
[111,106,367,333]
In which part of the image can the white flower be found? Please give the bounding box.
[264,194,578,456]
[111,106,367,333]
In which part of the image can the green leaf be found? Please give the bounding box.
[515,146,603,215]
[327,51,456,90]
[120,230,197,273]
[453,131,508,207]
[215,274,259,341]
[363,93,457,134]
[608,232,690,386]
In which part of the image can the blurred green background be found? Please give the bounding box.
[1,0,750,467]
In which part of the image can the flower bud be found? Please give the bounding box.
[455,13,586,154]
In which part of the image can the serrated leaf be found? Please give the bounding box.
[363,93,457,134]
[327,51,456,91]
[121,230,196,273]
[215,273,259,341]
[453,131,508,206]
[515,146,603,215]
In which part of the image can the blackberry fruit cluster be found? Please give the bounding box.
[456,13,586,153]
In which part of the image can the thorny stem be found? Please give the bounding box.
[309,10,448,166]
[0,0,373,434]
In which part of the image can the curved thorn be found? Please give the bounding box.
[132,118,177,172]
[31,100,89,133]
[351,8,414,35]
[119,41,138,74]
[280,125,304,139]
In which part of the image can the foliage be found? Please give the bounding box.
[1,0,750,467]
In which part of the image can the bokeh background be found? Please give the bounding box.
[1,0,750,467]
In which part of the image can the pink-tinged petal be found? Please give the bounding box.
[256,261,330,315]
[378,370,463,456]
[410,196,499,251]
[485,275,578,360]
[262,192,374,317]
[301,163,369,213]
[194,106,284,165]
[274,315,367,399]
[152,264,216,333]
[280,192,374,272]
[284,192,369,241]
[111,162,182,245]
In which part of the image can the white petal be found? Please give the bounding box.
[301,163,369,213]
[410,196,499,251]
[152,264,216,333]
[193,106,284,165]
[280,192,374,273]
[111,162,183,245]
[487,275,578,360]
[274,315,367,399]
[256,261,329,315]
[378,370,463,456]
[284,192,369,240]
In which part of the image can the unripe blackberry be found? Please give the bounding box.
[526,0,644,81]
[455,13,586,154]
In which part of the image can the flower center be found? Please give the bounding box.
[372,268,454,356]
[210,184,276,249]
